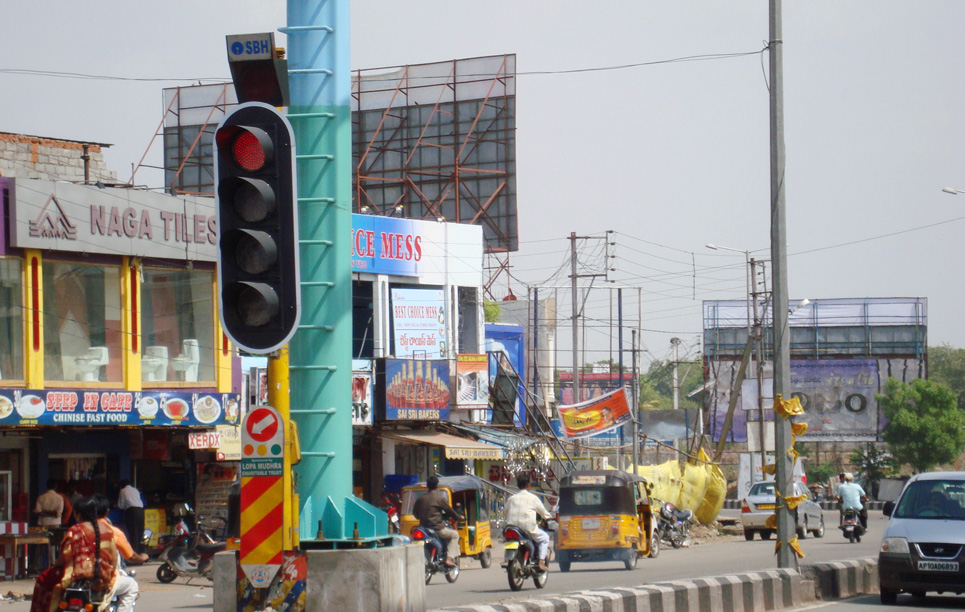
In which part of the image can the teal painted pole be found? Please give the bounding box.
[285,0,353,541]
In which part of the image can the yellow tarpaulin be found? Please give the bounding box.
[633,448,726,525]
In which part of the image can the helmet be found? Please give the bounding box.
[660,502,676,521]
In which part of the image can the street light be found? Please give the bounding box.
[943,187,964,195]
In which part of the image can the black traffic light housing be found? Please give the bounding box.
[215,102,300,354]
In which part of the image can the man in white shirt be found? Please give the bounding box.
[117,480,145,553]
[34,478,64,527]
[504,474,553,571]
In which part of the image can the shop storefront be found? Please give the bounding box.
[0,177,243,535]
[348,214,500,500]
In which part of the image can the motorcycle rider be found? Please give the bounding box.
[836,472,869,529]
[413,476,464,568]
[92,494,144,612]
[504,474,553,571]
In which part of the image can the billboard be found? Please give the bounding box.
[352,359,374,426]
[558,388,633,439]
[455,354,489,411]
[383,359,450,421]
[391,288,447,359]
[706,358,924,442]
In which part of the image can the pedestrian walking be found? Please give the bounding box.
[117,480,145,554]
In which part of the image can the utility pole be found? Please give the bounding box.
[769,0,796,570]
[670,337,681,412]
[751,258,767,474]
[570,232,581,403]
[631,329,639,474]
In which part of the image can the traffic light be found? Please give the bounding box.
[215,102,300,354]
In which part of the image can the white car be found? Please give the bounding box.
[879,471,965,604]
[740,480,825,541]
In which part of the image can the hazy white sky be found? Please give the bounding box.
[3,2,964,367]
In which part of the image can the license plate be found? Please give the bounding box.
[504,542,519,550]
[582,518,601,530]
[757,504,775,510]
[918,561,959,572]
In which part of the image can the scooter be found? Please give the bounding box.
[840,508,865,543]
[156,515,226,583]
[411,525,459,584]
[656,502,693,549]
[502,524,549,592]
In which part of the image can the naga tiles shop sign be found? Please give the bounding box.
[0,390,241,426]
[9,178,217,261]
[384,359,450,421]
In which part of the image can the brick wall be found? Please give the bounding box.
[0,132,118,183]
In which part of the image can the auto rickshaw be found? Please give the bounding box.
[400,474,495,568]
[555,469,658,571]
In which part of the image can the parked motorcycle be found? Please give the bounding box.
[380,490,401,534]
[840,508,865,543]
[656,502,693,549]
[502,524,550,592]
[411,525,459,584]
[156,514,226,583]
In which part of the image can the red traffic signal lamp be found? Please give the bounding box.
[215,102,300,354]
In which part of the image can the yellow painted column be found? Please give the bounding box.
[23,250,43,389]
[267,347,297,549]
[214,272,233,393]
[122,257,142,391]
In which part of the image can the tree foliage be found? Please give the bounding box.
[928,344,965,409]
[637,359,703,411]
[848,442,896,499]
[483,300,501,323]
[878,377,965,474]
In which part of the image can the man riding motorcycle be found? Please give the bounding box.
[836,472,869,529]
[413,475,464,568]
[504,474,553,571]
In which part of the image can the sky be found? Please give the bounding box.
[3,1,964,370]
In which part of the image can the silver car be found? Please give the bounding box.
[740,480,825,541]
[879,471,965,604]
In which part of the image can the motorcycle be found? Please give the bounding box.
[380,490,401,534]
[156,514,226,583]
[502,523,551,592]
[656,502,693,549]
[59,567,137,612]
[410,525,459,584]
[840,507,865,543]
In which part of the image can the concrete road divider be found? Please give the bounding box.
[431,558,879,612]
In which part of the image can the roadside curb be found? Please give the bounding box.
[429,558,880,612]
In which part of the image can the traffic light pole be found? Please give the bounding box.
[268,347,297,549]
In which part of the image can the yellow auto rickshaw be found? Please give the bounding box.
[400,474,495,568]
[555,469,657,571]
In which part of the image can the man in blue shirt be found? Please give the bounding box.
[836,472,868,529]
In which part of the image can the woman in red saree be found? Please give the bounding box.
[30,496,117,612]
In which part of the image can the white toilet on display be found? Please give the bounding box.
[142,345,169,382]
[171,339,200,382]
[75,346,109,382]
